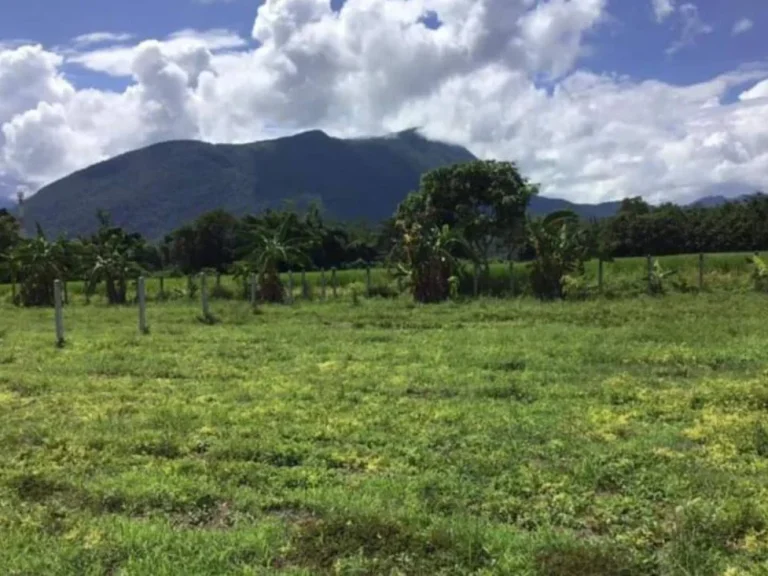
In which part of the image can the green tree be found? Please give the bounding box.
[398,161,536,270]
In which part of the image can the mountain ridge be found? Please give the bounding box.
[14,129,757,239]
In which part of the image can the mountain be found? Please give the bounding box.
[22,129,475,239]
[528,196,622,220]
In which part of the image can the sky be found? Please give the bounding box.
[0,0,767,205]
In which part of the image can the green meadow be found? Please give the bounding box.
[1,290,768,575]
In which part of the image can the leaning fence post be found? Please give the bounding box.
[321,268,327,301]
[331,268,338,298]
[698,252,704,291]
[365,263,371,297]
[200,272,210,317]
[138,276,148,334]
[598,258,604,294]
[287,270,294,304]
[647,255,653,294]
[54,279,65,346]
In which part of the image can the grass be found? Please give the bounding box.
[1,293,768,574]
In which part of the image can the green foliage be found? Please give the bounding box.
[747,253,768,293]
[528,210,591,300]
[4,228,68,307]
[86,213,145,305]
[389,222,471,303]
[648,258,677,295]
[397,160,536,267]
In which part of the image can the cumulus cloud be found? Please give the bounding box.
[732,18,753,36]
[1,0,768,205]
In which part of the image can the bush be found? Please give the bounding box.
[210,284,235,300]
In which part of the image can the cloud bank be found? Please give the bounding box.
[1,0,768,205]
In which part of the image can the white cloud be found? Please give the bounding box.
[1,0,768,206]
[739,79,768,101]
[652,0,676,22]
[666,3,713,54]
[71,32,134,48]
[732,18,753,36]
[65,28,248,77]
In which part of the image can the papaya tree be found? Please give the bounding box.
[5,226,68,306]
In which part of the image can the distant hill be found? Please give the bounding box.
[17,128,747,239]
[22,129,476,239]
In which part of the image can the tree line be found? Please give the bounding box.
[1,160,767,306]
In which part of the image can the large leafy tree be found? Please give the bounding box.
[6,226,69,307]
[397,161,536,270]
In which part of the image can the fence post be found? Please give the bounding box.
[509,260,515,296]
[54,279,64,346]
[138,276,148,334]
[287,270,294,304]
[159,276,165,298]
[301,269,308,300]
[331,268,337,298]
[365,263,371,297]
[250,273,257,305]
[200,272,210,318]
[598,258,604,294]
[647,255,653,294]
[473,263,480,298]
[215,272,221,288]
[321,269,327,301]
[698,252,704,292]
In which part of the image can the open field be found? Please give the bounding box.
[2,294,768,574]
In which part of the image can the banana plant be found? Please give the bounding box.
[747,253,768,293]
[388,221,472,303]
[527,210,590,300]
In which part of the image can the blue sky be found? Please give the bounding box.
[0,0,767,204]
[2,0,762,88]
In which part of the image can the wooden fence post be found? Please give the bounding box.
[331,268,337,298]
[647,255,653,294]
[138,276,148,334]
[287,270,294,304]
[698,252,704,291]
[598,258,604,294]
[200,272,210,318]
[54,279,64,346]
[321,269,327,301]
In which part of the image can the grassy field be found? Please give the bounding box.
[1,294,768,575]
